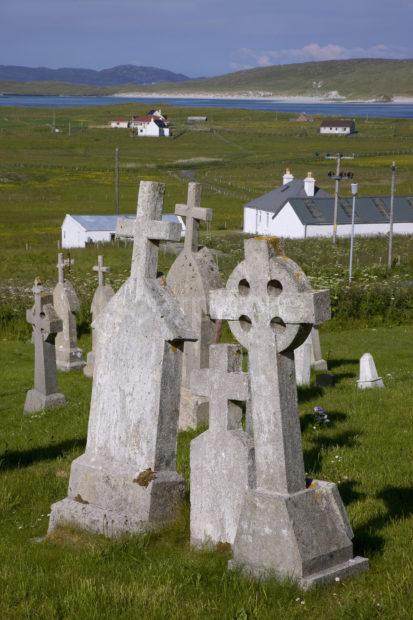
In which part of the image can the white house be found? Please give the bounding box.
[268,195,413,239]
[320,119,356,135]
[130,109,170,137]
[243,169,331,236]
[110,118,129,129]
[61,214,185,248]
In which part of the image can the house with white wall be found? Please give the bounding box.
[243,169,331,236]
[320,119,356,135]
[110,118,129,129]
[61,214,184,248]
[270,196,413,239]
[130,109,170,137]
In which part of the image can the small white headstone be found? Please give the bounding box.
[357,353,384,389]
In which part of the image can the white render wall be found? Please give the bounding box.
[320,127,352,135]
[110,121,129,129]
[243,203,304,237]
[62,216,114,248]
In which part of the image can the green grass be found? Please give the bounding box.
[1,325,413,618]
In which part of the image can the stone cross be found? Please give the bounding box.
[93,255,110,287]
[190,344,254,546]
[210,237,368,587]
[53,253,84,371]
[48,181,196,539]
[57,252,74,284]
[167,182,222,430]
[175,182,212,253]
[116,183,182,281]
[24,278,66,414]
[84,255,114,378]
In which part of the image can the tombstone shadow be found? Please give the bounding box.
[327,358,359,370]
[297,384,324,403]
[354,486,413,557]
[0,438,85,472]
[337,479,367,506]
[300,409,347,433]
[304,429,362,476]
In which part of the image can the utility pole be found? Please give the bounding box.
[52,110,56,133]
[68,120,71,137]
[325,153,355,244]
[349,183,359,285]
[387,161,397,269]
[115,147,120,215]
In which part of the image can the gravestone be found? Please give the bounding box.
[166,182,222,430]
[84,256,114,378]
[357,353,384,389]
[53,253,84,371]
[24,278,66,414]
[210,237,368,588]
[48,181,196,538]
[190,344,254,547]
[310,325,328,371]
[294,340,312,386]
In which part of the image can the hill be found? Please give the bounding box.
[0,64,190,86]
[115,59,413,100]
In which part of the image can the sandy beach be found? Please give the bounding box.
[114,91,413,104]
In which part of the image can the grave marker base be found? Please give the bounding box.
[48,455,184,537]
[229,480,368,589]
[24,389,66,415]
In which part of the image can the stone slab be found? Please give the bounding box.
[24,389,66,415]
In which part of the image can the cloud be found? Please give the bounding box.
[230,43,407,69]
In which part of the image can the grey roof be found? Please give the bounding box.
[284,196,413,225]
[68,213,183,231]
[244,179,331,215]
[320,119,355,128]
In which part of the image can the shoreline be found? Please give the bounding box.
[113,91,413,104]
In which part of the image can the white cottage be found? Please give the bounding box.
[110,118,129,129]
[61,214,185,248]
[130,109,170,137]
[320,119,356,135]
[243,170,331,236]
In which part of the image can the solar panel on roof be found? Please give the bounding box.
[372,198,389,218]
[304,199,324,221]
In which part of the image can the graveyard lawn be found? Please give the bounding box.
[1,325,413,619]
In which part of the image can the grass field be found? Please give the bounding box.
[1,325,413,618]
[0,104,412,618]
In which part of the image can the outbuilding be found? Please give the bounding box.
[110,118,129,129]
[320,119,356,135]
[61,214,185,248]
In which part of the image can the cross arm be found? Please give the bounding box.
[175,204,213,222]
[146,220,182,242]
[276,289,331,324]
[209,290,247,321]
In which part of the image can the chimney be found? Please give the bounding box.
[283,168,294,185]
[304,172,315,197]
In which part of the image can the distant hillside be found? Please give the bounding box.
[115,59,413,100]
[0,64,190,86]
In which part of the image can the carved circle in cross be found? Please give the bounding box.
[226,253,312,353]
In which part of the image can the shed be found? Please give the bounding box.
[61,214,185,248]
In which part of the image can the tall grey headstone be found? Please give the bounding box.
[357,353,384,389]
[53,253,84,371]
[210,237,368,588]
[24,278,66,414]
[84,256,114,378]
[166,183,222,430]
[48,181,196,538]
[190,344,254,547]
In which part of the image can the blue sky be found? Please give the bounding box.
[1,0,412,76]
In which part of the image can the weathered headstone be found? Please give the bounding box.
[53,253,84,371]
[310,325,328,371]
[84,256,114,378]
[357,353,384,389]
[190,344,254,547]
[294,340,312,386]
[210,237,368,588]
[166,183,222,430]
[48,181,196,537]
[24,278,66,414]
